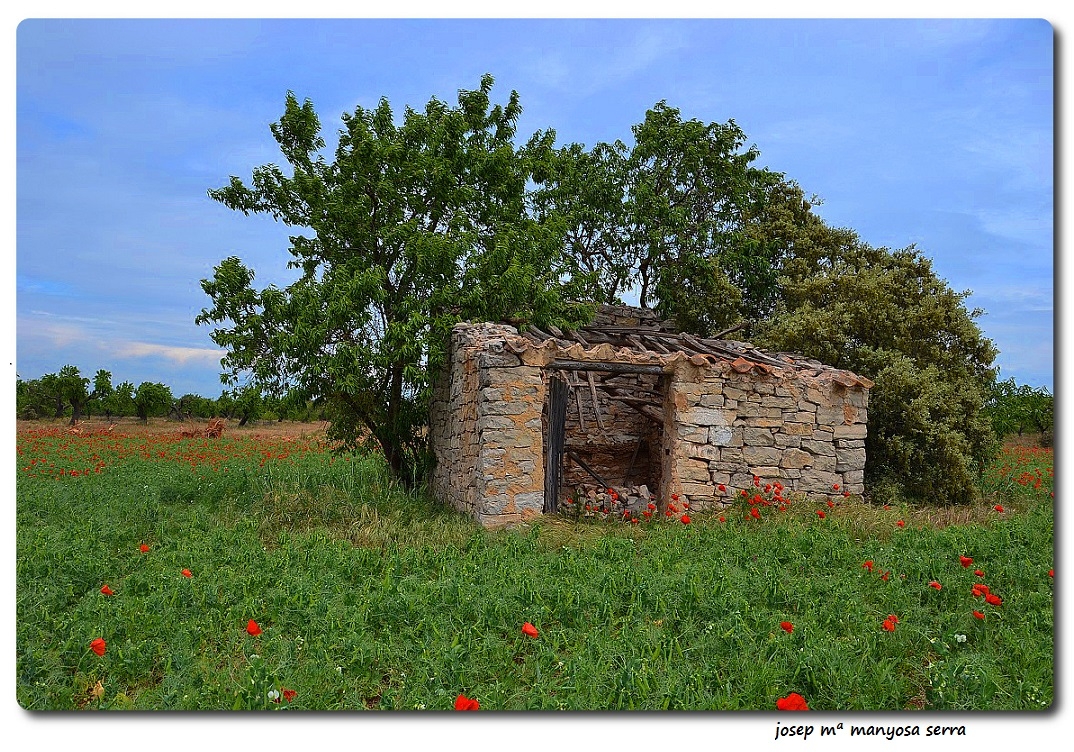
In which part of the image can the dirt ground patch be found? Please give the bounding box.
[16,417,329,441]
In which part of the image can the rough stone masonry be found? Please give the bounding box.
[429,307,873,528]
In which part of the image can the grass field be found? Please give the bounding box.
[14,419,1054,711]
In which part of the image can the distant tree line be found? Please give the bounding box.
[984,374,1053,444]
[15,365,330,426]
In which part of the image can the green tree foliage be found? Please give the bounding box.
[986,375,1053,440]
[133,382,173,423]
[529,102,783,335]
[106,381,136,419]
[198,76,591,484]
[753,205,998,503]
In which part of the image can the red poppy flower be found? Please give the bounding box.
[780,621,794,634]
[668,504,678,513]
[740,489,749,497]
[985,593,1002,606]
[881,571,890,581]
[971,583,989,597]
[843,491,850,498]
[974,569,984,577]
[665,510,673,517]
[776,692,809,711]
[883,504,891,510]
[1049,569,1054,578]
[718,515,726,523]
[647,503,656,511]
[100,584,114,596]
[993,505,1004,513]
[816,510,826,519]
[522,622,539,639]
[282,688,297,703]
[643,510,652,518]
[182,569,192,578]
[887,614,899,623]
[826,500,834,508]
[929,581,942,591]
[832,483,840,491]
[749,508,761,520]
[882,618,896,632]
[895,520,905,528]
[718,484,726,493]
[753,476,761,487]
[972,610,985,620]
[959,556,973,568]
[90,638,107,656]
[765,484,772,493]
[680,514,691,525]
[671,494,679,501]
[455,694,480,711]
[631,518,639,524]
[139,544,150,553]
[246,619,262,636]
[863,560,874,572]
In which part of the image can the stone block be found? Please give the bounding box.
[677,424,709,443]
[709,426,737,446]
[679,458,711,483]
[687,443,722,461]
[780,448,813,469]
[743,427,775,446]
[514,491,545,512]
[685,406,732,426]
[800,439,836,457]
[773,433,802,448]
[478,351,522,368]
[836,448,867,472]
[743,446,782,466]
[834,423,868,439]
[741,417,784,428]
[811,453,837,472]
[783,422,815,436]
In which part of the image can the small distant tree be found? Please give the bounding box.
[90,370,114,420]
[56,365,92,425]
[986,376,1053,439]
[133,382,173,423]
[105,381,136,418]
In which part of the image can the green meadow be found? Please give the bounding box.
[15,423,1053,711]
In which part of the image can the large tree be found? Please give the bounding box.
[528,102,784,336]
[198,76,590,485]
[752,194,998,503]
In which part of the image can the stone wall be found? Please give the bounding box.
[430,323,546,528]
[663,360,868,510]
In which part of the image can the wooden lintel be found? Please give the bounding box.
[550,360,665,375]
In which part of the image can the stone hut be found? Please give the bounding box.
[429,305,873,529]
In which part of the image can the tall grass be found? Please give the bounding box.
[15,427,1053,710]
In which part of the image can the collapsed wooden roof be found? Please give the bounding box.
[509,304,874,389]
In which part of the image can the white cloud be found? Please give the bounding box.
[112,341,225,366]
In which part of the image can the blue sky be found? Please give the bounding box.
[13,17,1054,398]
